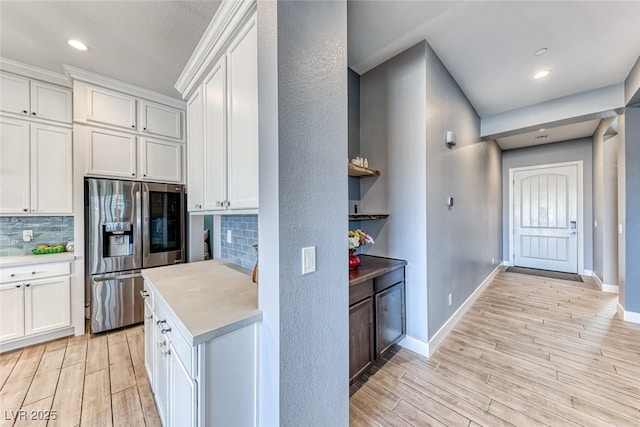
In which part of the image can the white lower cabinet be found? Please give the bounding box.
[0,284,25,342]
[168,342,197,427]
[144,279,258,427]
[24,277,71,335]
[0,261,72,348]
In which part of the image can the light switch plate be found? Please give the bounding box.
[302,247,316,274]
[23,230,33,242]
[226,229,232,243]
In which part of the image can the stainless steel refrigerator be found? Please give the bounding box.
[85,178,185,333]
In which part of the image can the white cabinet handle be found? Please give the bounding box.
[139,290,149,299]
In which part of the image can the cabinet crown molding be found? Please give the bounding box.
[0,57,71,88]
[64,65,185,110]
[175,0,256,99]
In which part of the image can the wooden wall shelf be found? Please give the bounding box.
[349,213,389,221]
[348,163,380,177]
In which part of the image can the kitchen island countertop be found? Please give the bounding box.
[142,260,262,346]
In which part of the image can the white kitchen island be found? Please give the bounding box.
[141,260,262,427]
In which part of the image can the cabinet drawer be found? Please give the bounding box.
[349,279,373,306]
[1,262,70,284]
[374,268,404,293]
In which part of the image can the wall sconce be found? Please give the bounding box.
[445,131,456,149]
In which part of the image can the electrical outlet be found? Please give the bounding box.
[23,230,33,242]
[448,293,453,306]
[226,229,232,243]
[491,257,495,265]
[302,246,316,274]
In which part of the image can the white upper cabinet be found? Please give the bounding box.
[140,101,183,140]
[86,85,137,130]
[203,58,227,211]
[0,117,30,214]
[0,117,71,215]
[30,81,72,123]
[85,127,137,179]
[186,86,204,211]
[30,123,73,213]
[0,72,30,116]
[185,14,258,213]
[0,72,71,124]
[139,138,183,183]
[227,20,258,210]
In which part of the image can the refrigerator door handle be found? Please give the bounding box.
[94,273,142,282]
[135,187,143,265]
[142,183,150,261]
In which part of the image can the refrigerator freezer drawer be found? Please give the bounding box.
[91,271,144,333]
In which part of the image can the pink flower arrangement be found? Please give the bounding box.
[348,229,374,251]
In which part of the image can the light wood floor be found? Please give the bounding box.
[350,271,640,426]
[0,324,160,427]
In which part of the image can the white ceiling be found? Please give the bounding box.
[0,1,220,99]
[496,119,601,151]
[348,1,640,117]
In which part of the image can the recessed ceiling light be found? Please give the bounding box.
[535,135,548,140]
[539,128,546,132]
[68,39,89,51]
[533,69,551,79]
[535,48,548,56]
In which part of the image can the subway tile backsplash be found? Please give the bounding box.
[221,215,258,270]
[0,216,74,256]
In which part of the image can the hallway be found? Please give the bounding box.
[350,270,640,426]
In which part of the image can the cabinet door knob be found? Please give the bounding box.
[143,127,147,131]
[143,174,147,177]
[22,110,27,114]
[23,208,28,212]
[25,284,30,287]
[131,125,135,128]
[132,173,135,176]
[31,112,36,116]
[15,285,21,288]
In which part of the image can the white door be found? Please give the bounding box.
[140,101,183,140]
[0,72,30,117]
[85,127,137,179]
[0,284,25,342]
[513,164,579,273]
[86,85,137,130]
[203,58,228,211]
[24,277,71,336]
[139,138,183,183]
[168,343,197,427]
[186,86,204,211]
[227,18,259,210]
[30,81,72,124]
[31,123,73,213]
[0,117,30,214]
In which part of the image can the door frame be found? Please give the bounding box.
[508,160,584,274]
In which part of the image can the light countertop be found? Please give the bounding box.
[141,260,262,346]
[0,252,76,267]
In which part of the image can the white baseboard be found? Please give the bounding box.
[501,260,513,267]
[0,327,74,353]
[427,264,501,356]
[399,335,429,357]
[592,273,619,294]
[617,302,640,324]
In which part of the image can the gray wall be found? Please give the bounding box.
[257,1,349,425]
[360,42,429,343]
[502,138,594,271]
[618,115,626,308]
[424,42,502,338]
[592,118,619,285]
[348,68,361,201]
[624,106,640,312]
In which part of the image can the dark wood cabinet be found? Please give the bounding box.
[349,297,374,382]
[349,255,406,384]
